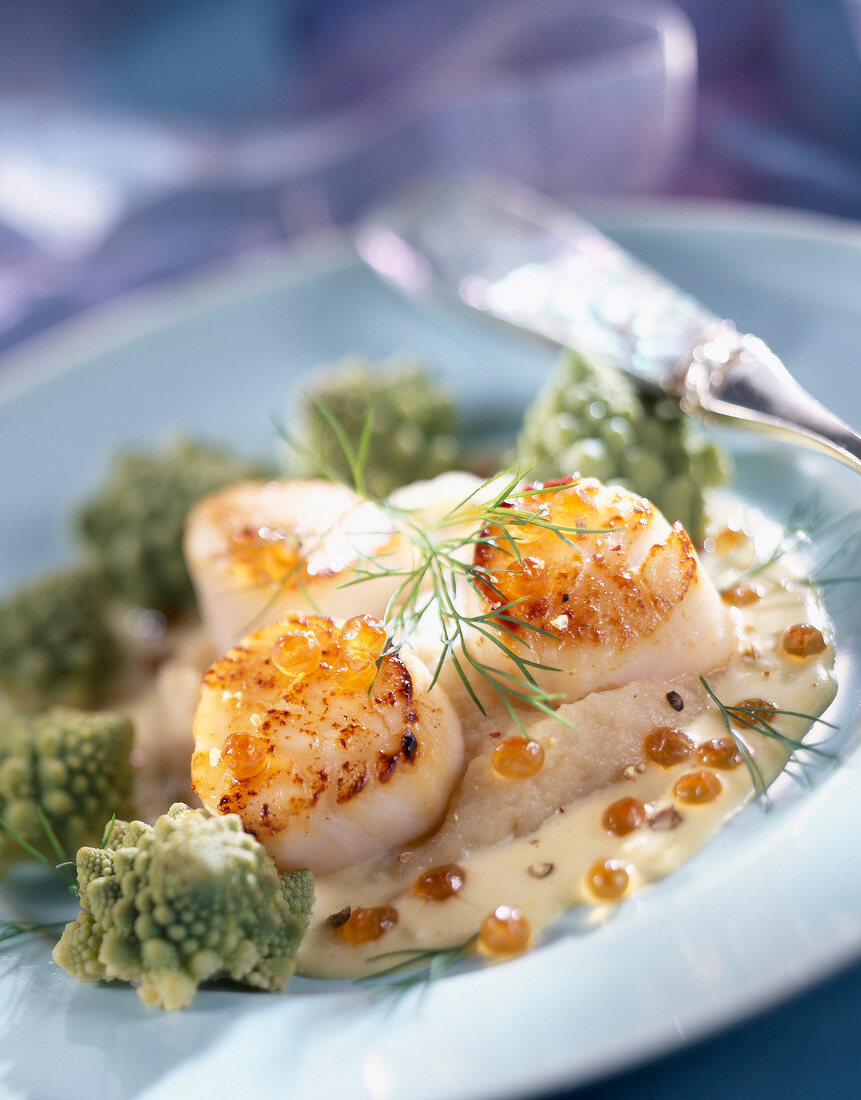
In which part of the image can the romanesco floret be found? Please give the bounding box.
[0,706,133,875]
[516,349,730,540]
[53,803,314,1010]
[0,566,120,711]
[76,439,265,612]
[293,356,461,496]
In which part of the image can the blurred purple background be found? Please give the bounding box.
[1,0,860,352]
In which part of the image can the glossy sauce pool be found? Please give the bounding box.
[295,522,836,979]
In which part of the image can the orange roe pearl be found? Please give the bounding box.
[478,906,531,956]
[673,769,722,804]
[413,864,466,901]
[222,732,268,780]
[727,698,777,730]
[782,623,826,657]
[272,628,322,680]
[229,531,299,584]
[339,653,378,690]
[552,489,599,530]
[586,859,629,902]
[492,737,545,779]
[721,584,761,607]
[341,614,387,654]
[696,737,743,770]
[336,905,398,946]
[714,525,750,556]
[601,797,646,836]
[337,615,387,689]
[643,727,694,767]
[513,510,550,547]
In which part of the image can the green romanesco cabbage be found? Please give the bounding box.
[76,438,265,612]
[0,566,120,711]
[516,350,730,541]
[0,706,133,875]
[293,356,461,496]
[53,803,314,1010]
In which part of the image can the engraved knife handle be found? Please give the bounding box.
[679,324,861,474]
[358,178,861,476]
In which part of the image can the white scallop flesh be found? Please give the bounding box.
[389,470,485,529]
[184,479,409,652]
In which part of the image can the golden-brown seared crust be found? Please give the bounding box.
[191,610,464,875]
[192,615,420,839]
[473,478,698,650]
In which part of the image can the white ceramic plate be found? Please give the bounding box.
[1,203,859,1100]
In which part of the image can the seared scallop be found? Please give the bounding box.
[437,476,737,705]
[191,613,464,874]
[184,479,408,652]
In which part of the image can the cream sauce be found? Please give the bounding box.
[295,515,836,979]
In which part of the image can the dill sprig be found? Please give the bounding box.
[0,811,77,898]
[369,471,599,730]
[278,410,609,731]
[101,813,117,848]
[0,810,119,949]
[700,676,837,803]
[0,812,78,950]
[719,496,861,592]
[809,510,861,587]
[355,933,479,990]
[0,919,66,947]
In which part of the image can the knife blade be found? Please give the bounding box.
[354,178,861,474]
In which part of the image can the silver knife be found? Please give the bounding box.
[354,177,861,475]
